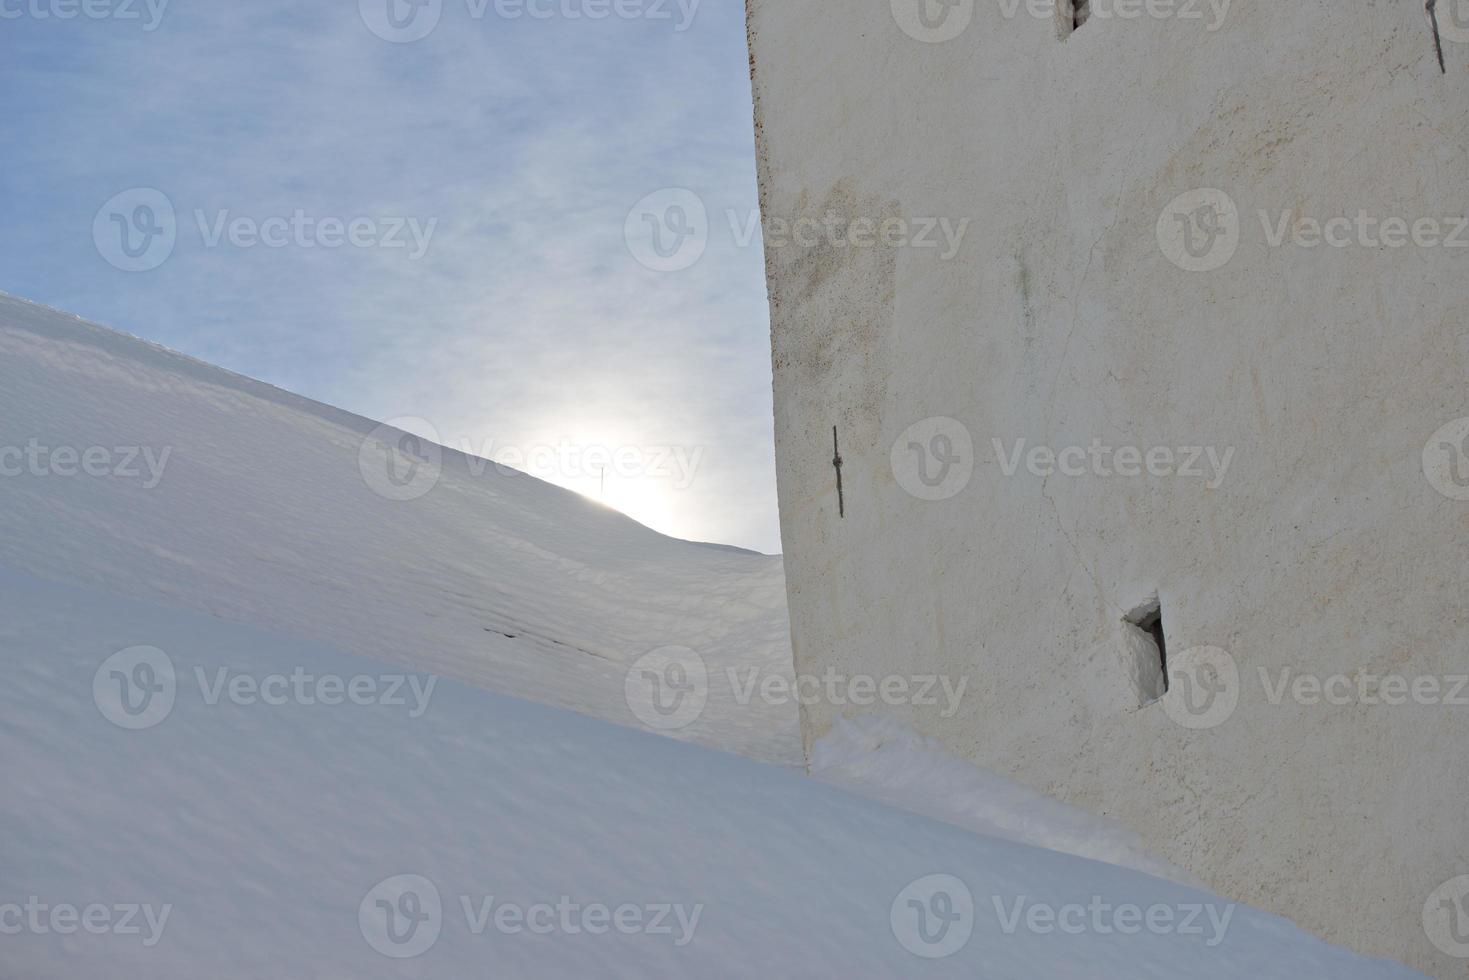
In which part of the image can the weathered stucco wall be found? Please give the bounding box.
[748,1,1469,974]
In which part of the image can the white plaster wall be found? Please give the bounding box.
[747,1,1469,975]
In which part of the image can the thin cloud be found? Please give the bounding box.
[0,0,780,552]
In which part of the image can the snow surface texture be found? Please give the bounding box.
[810,715,1198,887]
[0,293,798,764]
[0,293,1425,976]
[0,569,1424,978]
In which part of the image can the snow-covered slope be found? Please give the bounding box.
[0,293,798,763]
[0,294,1425,977]
[0,568,1424,979]
[811,715,1198,887]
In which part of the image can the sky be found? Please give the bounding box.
[0,0,781,554]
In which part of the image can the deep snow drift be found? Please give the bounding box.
[810,715,1197,887]
[0,569,1424,978]
[0,294,797,764]
[0,293,1425,977]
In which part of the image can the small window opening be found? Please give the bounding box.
[1134,606,1167,690]
[1123,596,1169,704]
